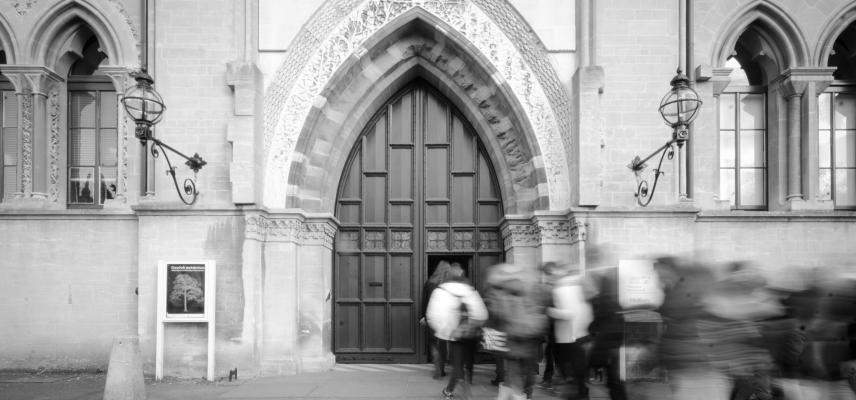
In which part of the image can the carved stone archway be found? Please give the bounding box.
[263,0,573,211]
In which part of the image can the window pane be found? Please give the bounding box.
[719,130,735,167]
[835,169,856,207]
[834,131,856,168]
[739,94,764,129]
[719,94,735,130]
[834,93,856,130]
[68,166,95,204]
[819,93,831,130]
[100,167,117,203]
[70,92,97,128]
[819,130,831,168]
[100,92,118,128]
[100,129,118,166]
[3,127,16,164]
[719,169,735,205]
[818,168,832,201]
[70,128,96,165]
[3,166,15,197]
[739,130,765,167]
[739,169,765,207]
[3,91,17,126]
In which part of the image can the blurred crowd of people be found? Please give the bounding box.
[422,253,856,400]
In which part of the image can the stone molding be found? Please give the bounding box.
[244,211,338,247]
[501,214,587,248]
[263,0,571,209]
[1,65,63,96]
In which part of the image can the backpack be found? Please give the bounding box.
[441,287,483,340]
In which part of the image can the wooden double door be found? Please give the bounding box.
[334,81,504,363]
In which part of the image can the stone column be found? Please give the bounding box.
[693,65,732,209]
[261,215,301,375]
[296,215,337,372]
[2,66,62,204]
[102,66,134,205]
[777,68,836,209]
[241,212,267,375]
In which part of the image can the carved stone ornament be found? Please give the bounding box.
[264,0,571,209]
[537,220,572,244]
[501,223,540,248]
[48,90,60,202]
[244,214,337,247]
[19,94,32,197]
[11,0,36,15]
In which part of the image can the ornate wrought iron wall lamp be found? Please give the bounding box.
[122,70,206,205]
[628,68,701,206]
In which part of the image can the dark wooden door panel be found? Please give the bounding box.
[334,82,503,363]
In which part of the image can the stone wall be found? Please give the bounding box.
[0,215,137,370]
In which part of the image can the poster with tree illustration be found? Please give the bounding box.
[166,264,206,316]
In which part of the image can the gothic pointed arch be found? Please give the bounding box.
[263,0,572,212]
[0,13,18,64]
[712,1,809,75]
[286,9,546,214]
[28,0,137,70]
[817,4,856,78]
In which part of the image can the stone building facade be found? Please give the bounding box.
[0,0,854,377]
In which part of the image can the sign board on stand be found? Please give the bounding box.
[617,259,664,382]
[156,260,216,381]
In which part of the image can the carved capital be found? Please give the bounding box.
[534,217,572,244]
[301,219,337,248]
[245,214,268,241]
[99,66,133,93]
[570,218,588,244]
[775,67,838,97]
[501,219,539,248]
[266,218,304,243]
[1,66,63,96]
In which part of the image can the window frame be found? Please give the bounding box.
[0,78,15,202]
[718,84,768,210]
[819,81,856,210]
[66,76,118,208]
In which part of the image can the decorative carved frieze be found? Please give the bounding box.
[501,222,540,248]
[100,67,133,202]
[264,0,571,209]
[537,220,571,244]
[48,90,59,202]
[300,221,337,247]
[244,213,337,247]
[19,94,32,197]
[244,214,268,242]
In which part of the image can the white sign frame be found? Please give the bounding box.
[155,260,216,381]
[617,259,663,310]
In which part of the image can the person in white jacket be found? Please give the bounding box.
[427,266,488,399]
[547,268,594,400]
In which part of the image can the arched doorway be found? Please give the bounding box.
[333,81,504,363]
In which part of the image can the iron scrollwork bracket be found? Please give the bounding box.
[148,138,207,205]
[628,140,675,207]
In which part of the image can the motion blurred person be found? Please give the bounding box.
[547,263,594,400]
[423,260,452,379]
[427,263,487,399]
[486,263,550,400]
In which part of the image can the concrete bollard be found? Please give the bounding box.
[103,336,146,400]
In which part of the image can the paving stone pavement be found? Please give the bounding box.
[0,364,629,400]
